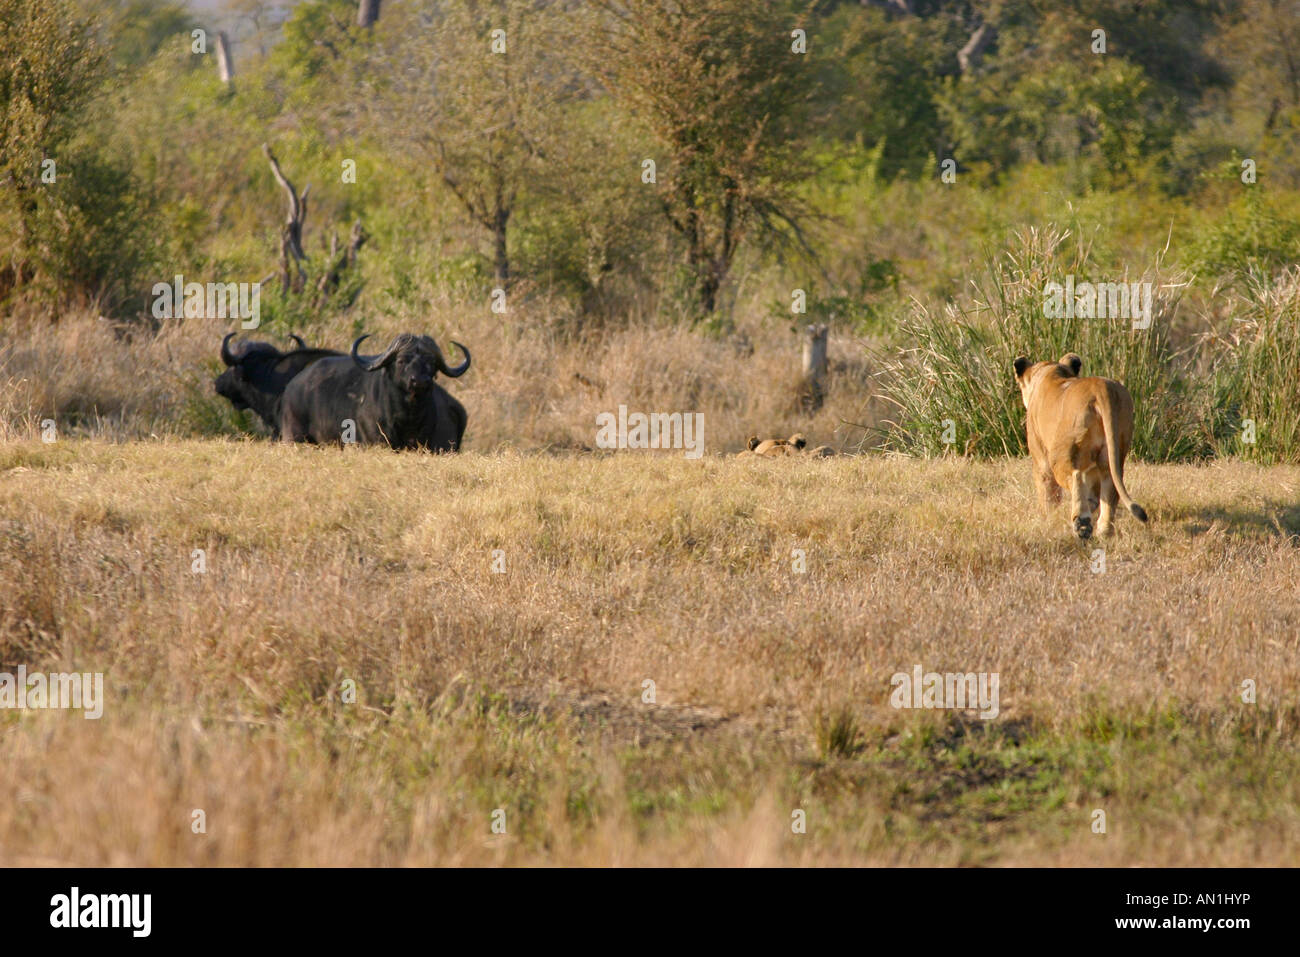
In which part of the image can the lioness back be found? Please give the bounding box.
[1014,353,1148,539]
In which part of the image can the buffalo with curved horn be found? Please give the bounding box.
[214,333,341,437]
[279,332,470,451]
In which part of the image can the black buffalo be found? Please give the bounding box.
[279,333,470,451]
[214,333,342,437]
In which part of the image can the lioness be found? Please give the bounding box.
[747,433,807,457]
[737,433,837,458]
[1013,353,1148,539]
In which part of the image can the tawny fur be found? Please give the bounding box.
[739,433,804,457]
[737,433,836,458]
[1014,352,1149,539]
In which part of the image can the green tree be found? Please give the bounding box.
[932,0,1226,185]
[0,0,108,298]
[587,0,819,315]
[368,0,575,285]
[512,100,663,310]
[274,0,365,83]
[96,0,197,69]
[812,3,965,176]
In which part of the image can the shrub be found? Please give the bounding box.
[1191,188,1300,286]
[25,143,160,311]
[870,227,1210,462]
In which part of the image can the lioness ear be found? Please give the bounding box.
[748,436,760,451]
[1059,353,1082,376]
[790,434,807,450]
[1013,356,1031,379]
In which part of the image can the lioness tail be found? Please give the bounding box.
[1098,387,1148,524]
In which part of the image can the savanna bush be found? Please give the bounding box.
[1192,188,1300,286]
[1206,268,1300,464]
[869,227,1211,462]
[0,0,161,312]
[25,143,160,310]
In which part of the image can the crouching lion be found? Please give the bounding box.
[738,434,836,458]
[1013,352,1149,539]
[749,433,805,457]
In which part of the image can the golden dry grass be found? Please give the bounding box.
[0,305,882,453]
[1,441,1297,865]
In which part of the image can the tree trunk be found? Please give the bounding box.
[698,272,719,314]
[358,0,381,29]
[215,32,234,86]
[492,209,510,284]
[696,251,730,315]
[800,323,829,412]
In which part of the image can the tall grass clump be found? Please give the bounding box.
[869,227,1211,461]
[1207,268,1300,464]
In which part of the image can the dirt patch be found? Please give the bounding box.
[506,690,771,748]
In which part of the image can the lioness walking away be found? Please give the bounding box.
[1013,353,1149,539]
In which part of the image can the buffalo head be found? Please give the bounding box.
[350,333,470,399]
[215,333,284,411]
[215,332,337,431]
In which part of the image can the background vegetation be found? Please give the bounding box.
[1,0,1298,459]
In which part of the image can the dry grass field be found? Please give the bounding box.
[2,440,1297,865]
[5,0,1300,877]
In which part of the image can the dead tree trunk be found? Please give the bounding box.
[800,323,829,413]
[215,32,235,86]
[315,220,368,305]
[263,144,310,294]
[358,0,381,28]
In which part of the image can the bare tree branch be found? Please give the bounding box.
[958,22,997,74]
[262,143,309,293]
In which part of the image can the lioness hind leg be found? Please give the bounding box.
[1069,469,1096,540]
[1033,464,1062,512]
[1097,475,1118,536]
